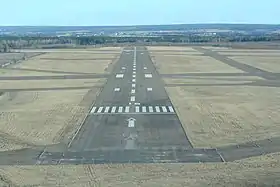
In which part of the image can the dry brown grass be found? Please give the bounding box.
[35,52,117,59]
[151,55,243,74]
[13,58,114,74]
[0,48,113,151]
[0,79,104,89]
[228,56,280,72]
[165,82,280,148]
[0,86,102,148]
[147,46,197,51]
[1,152,280,186]
[218,52,280,56]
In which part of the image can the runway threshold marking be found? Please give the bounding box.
[90,106,175,115]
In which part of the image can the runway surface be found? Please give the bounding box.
[37,46,223,164]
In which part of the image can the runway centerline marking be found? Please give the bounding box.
[132,75,136,78]
[133,72,136,74]
[144,67,147,70]
[114,88,120,92]
[131,96,135,102]
[116,74,124,78]
[121,67,126,70]
[145,74,153,78]
[132,79,136,82]
[131,89,136,94]
[133,68,136,71]
[132,84,136,88]
[147,88,153,91]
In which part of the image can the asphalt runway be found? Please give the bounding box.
[36,46,224,164]
[1,46,280,164]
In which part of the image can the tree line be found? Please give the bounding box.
[0,34,280,51]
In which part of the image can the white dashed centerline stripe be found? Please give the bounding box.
[118,106,123,113]
[125,106,130,113]
[114,88,120,92]
[131,96,135,102]
[97,107,103,113]
[144,67,147,70]
[121,67,126,70]
[145,74,153,78]
[116,74,124,78]
[135,106,140,113]
[162,106,168,113]
[132,75,136,78]
[133,72,136,74]
[147,88,153,91]
[111,106,117,113]
[148,106,153,113]
[131,89,135,94]
[132,84,136,88]
[132,79,136,82]
[104,107,110,113]
[133,68,136,71]
[90,107,97,114]
[168,106,175,113]
[155,106,160,113]
[142,106,147,113]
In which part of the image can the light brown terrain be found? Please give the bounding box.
[0,47,121,151]
[149,46,280,148]
[0,153,280,186]
[0,46,280,186]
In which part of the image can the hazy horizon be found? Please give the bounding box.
[0,0,279,26]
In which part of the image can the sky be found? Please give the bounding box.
[0,0,279,26]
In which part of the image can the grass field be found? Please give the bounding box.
[149,46,280,148]
[0,47,121,151]
[229,56,280,72]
